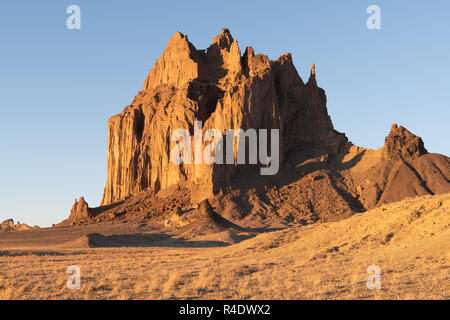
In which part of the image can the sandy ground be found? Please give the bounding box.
[0,193,448,300]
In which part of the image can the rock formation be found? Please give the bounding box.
[0,219,15,231]
[176,199,245,240]
[101,28,346,205]
[65,28,449,228]
[385,124,427,161]
[0,219,38,232]
[69,197,92,223]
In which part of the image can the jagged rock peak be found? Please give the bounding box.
[169,31,188,44]
[306,63,317,87]
[142,31,198,91]
[243,46,255,58]
[211,28,234,50]
[385,124,428,160]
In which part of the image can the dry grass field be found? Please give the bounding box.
[0,193,449,300]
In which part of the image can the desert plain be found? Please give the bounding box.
[0,193,448,300]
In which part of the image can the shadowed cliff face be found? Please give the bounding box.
[101,28,347,205]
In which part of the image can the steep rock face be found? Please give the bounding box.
[101,28,347,205]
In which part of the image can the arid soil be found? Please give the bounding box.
[1,193,448,300]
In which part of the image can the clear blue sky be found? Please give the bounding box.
[1,0,449,227]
